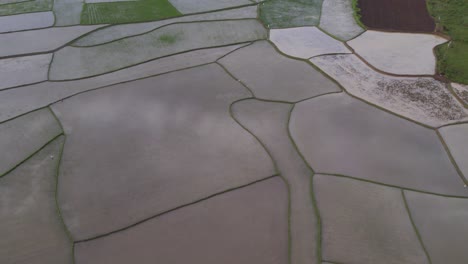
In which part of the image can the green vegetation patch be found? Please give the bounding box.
[259,0,322,28]
[81,0,181,25]
[157,32,181,45]
[435,41,468,84]
[427,0,468,84]
[351,0,366,29]
[0,0,52,16]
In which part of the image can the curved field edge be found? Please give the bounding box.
[350,0,366,30]
[351,0,467,84]
[427,0,468,84]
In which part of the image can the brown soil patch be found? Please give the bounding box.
[358,0,436,32]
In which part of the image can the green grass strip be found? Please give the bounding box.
[427,0,468,84]
[81,0,181,25]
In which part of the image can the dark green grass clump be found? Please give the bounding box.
[259,0,323,28]
[427,0,468,84]
[81,0,181,25]
[157,33,180,45]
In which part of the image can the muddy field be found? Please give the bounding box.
[358,0,436,32]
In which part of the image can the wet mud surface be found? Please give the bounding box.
[358,0,436,32]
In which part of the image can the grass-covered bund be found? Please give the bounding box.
[427,0,468,84]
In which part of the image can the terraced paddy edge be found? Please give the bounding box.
[0,54,52,90]
[356,0,435,32]
[73,6,258,46]
[405,190,468,263]
[427,0,468,84]
[269,27,351,59]
[451,83,468,105]
[259,0,322,28]
[0,11,54,33]
[81,0,181,25]
[168,0,252,14]
[51,64,276,240]
[0,45,245,123]
[0,25,105,58]
[231,99,319,264]
[290,93,468,197]
[319,0,364,41]
[311,54,468,127]
[348,31,447,75]
[352,0,467,85]
[0,0,52,16]
[219,41,340,102]
[75,177,288,264]
[439,124,468,179]
[49,20,267,80]
[0,136,73,264]
[0,0,31,4]
[314,175,429,264]
[0,108,62,177]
